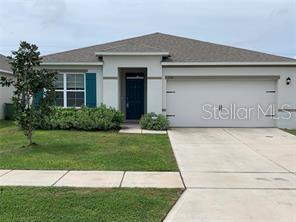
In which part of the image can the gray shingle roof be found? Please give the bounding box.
[0,54,12,73]
[98,43,167,53]
[43,33,295,63]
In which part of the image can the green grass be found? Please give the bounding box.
[0,120,178,171]
[0,187,182,222]
[283,129,296,136]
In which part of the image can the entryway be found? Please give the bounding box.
[119,68,147,121]
[119,123,167,134]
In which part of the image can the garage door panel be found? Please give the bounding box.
[167,78,276,127]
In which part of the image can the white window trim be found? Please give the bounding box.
[55,72,86,108]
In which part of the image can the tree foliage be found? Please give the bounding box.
[0,41,57,146]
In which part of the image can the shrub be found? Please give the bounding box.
[37,104,124,131]
[140,113,169,130]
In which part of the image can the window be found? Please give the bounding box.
[54,73,85,107]
[55,74,64,106]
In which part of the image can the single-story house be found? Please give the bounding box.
[41,33,296,128]
[0,54,14,119]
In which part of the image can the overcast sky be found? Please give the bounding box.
[0,0,295,58]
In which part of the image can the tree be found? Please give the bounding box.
[0,41,57,146]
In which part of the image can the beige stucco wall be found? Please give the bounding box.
[40,63,296,128]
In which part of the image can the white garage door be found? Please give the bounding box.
[166,78,277,127]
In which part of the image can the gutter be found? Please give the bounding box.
[161,62,296,66]
[0,69,13,75]
[41,62,103,66]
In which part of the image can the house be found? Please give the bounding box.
[42,33,296,128]
[0,54,14,119]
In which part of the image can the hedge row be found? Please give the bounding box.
[37,105,124,131]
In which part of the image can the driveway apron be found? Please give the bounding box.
[165,128,296,222]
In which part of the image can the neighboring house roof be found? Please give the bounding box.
[42,32,295,63]
[0,54,13,74]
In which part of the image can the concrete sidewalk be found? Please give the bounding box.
[0,170,184,188]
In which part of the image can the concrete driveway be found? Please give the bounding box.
[165,128,296,222]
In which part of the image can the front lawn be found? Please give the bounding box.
[283,129,296,136]
[0,187,182,222]
[0,121,178,171]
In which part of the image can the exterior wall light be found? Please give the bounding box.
[286,77,291,85]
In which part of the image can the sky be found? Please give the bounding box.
[0,0,295,58]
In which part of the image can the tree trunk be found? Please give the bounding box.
[28,131,33,146]
[26,92,34,147]
[27,119,33,146]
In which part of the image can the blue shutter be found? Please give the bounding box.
[85,73,97,108]
[34,90,43,106]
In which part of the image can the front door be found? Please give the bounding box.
[126,73,144,120]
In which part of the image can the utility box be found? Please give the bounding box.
[4,103,15,120]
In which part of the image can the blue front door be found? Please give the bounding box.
[126,73,144,120]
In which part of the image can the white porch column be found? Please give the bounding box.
[103,77,119,109]
[147,77,162,114]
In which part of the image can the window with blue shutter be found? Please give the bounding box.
[85,73,97,108]
[54,73,85,107]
